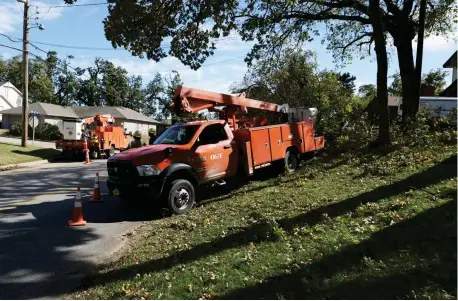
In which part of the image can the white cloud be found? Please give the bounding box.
[413,35,457,52]
[0,3,21,33]
[0,0,64,34]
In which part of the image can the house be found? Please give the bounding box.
[0,81,23,125]
[0,102,166,136]
[440,50,457,97]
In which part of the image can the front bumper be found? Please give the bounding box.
[106,161,165,199]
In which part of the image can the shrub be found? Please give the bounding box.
[8,121,23,136]
[35,123,61,141]
[7,121,61,141]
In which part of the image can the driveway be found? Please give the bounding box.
[0,136,56,149]
[0,160,159,299]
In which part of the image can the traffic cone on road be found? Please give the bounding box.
[68,187,87,227]
[84,137,90,165]
[90,173,103,203]
[84,149,91,165]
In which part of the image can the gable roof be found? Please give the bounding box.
[0,81,23,97]
[70,106,161,123]
[0,95,14,109]
[0,103,162,124]
[443,51,457,68]
[0,102,79,118]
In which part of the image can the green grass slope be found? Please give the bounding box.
[73,144,457,300]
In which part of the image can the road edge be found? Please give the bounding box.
[0,155,62,172]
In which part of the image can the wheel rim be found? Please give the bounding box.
[173,187,190,209]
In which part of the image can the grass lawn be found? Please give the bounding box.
[72,144,457,300]
[0,143,61,166]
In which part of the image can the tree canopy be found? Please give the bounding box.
[0,55,182,120]
[63,0,455,144]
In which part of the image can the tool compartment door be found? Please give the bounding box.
[268,127,283,161]
[302,122,316,152]
[250,129,272,165]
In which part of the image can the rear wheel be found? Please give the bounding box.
[105,146,115,158]
[284,150,299,173]
[90,148,101,159]
[165,179,195,215]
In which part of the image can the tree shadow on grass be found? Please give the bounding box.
[76,155,456,293]
[12,149,61,161]
[279,154,456,231]
[222,199,457,299]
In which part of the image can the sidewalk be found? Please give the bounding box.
[0,136,56,149]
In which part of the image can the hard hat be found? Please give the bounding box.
[148,128,156,134]
[133,130,142,138]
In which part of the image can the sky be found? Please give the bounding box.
[0,0,456,94]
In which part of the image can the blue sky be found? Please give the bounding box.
[0,0,456,94]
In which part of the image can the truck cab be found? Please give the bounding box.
[106,120,238,214]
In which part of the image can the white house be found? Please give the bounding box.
[0,81,23,125]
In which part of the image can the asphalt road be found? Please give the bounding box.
[0,159,159,299]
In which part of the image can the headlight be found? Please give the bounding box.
[136,165,161,176]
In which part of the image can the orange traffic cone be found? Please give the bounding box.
[84,149,91,165]
[68,187,87,227]
[90,172,103,203]
[84,137,90,165]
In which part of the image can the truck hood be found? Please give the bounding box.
[109,145,171,166]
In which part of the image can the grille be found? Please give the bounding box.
[107,161,138,180]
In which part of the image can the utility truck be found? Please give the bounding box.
[56,114,130,159]
[107,86,325,214]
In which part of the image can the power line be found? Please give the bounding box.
[45,2,108,8]
[0,33,241,51]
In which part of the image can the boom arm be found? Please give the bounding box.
[173,86,288,114]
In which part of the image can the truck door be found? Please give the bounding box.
[192,123,237,181]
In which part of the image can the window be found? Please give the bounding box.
[198,124,228,145]
[154,125,199,145]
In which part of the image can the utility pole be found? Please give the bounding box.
[21,0,29,147]
[415,0,427,114]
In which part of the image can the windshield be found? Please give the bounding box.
[154,125,199,145]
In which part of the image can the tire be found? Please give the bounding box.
[90,148,101,159]
[105,146,115,158]
[284,150,299,173]
[164,179,195,215]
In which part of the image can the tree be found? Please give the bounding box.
[64,0,455,142]
[0,55,55,104]
[46,52,79,106]
[143,73,164,117]
[338,72,357,95]
[390,68,448,97]
[388,73,403,96]
[422,69,448,95]
[162,71,183,123]
[231,49,361,141]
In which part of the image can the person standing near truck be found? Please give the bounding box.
[128,130,144,149]
[148,128,157,145]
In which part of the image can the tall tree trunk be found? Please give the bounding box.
[369,0,391,146]
[395,37,418,124]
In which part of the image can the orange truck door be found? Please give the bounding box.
[191,123,237,181]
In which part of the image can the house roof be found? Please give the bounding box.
[0,95,14,108]
[0,102,79,118]
[0,103,163,124]
[70,106,161,124]
[443,51,457,68]
[0,81,23,97]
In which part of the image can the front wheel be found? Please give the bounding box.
[165,179,195,215]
